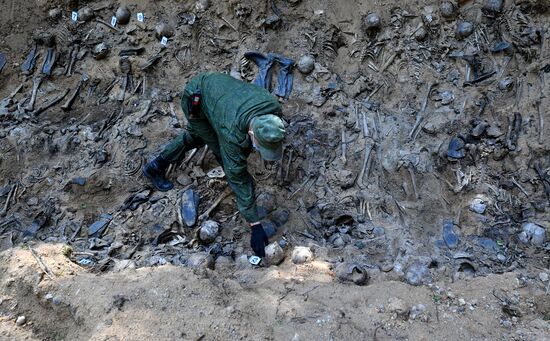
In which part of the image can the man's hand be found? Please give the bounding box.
[250,223,268,257]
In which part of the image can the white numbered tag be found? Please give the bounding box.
[160,36,168,46]
[71,11,78,22]
[137,13,144,22]
[249,256,261,265]
[111,16,117,27]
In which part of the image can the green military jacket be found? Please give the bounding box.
[181,72,282,222]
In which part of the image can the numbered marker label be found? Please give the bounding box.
[71,11,78,22]
[111,16,117,27]
[137,13,144,22]
[249,256,261,265]
[160,36,168,46]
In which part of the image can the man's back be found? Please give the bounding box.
[184,72,282,144]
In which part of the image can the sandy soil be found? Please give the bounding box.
[0,244,549,341]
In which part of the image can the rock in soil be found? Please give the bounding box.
[265,242,285,266]
[291,246,314,264]
[335,263,369,285]
[16,316,26,326]
[297,55,315,74]
[198,220,220,244]
[187,253,214,270]
[388,297,409,319]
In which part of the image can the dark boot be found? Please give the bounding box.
[142,155,174,191]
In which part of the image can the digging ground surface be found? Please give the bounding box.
[0,0,549,339]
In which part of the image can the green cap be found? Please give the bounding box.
[251,114,285,161]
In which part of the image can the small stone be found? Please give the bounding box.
[440,1,456,18]
[521,222,546,246]
[335,169,356,189]
[372,226,385,237]
[52,296,63,306]
[49,8,62,20]
[440,90,455,105]
[256,192,276,214]
[458,298,466,306]
[77,7,95,22]
[176,174,192,186]
[199,220,219,244]
[195,0,210,12]
[486,125,503,137]
[113,259,136,272]
[498,77,514,91]
[291,246,314,264]
[115,6,131,25]
[155,22,175,38]
[414,26,428,41]
[406,262,432,285]
[539,272,549,282]
[387,297,409,319]
[264,14,281,28]
[235,254,251,269]
[92,43,110,60]
[380,261,394,272]
[16,316,26,326]
[187,253,214,270]
[297,55,315,74]
[364,13,381,31]
[471,121,489,137]
[215,256,233,271]
[71,177,86,186]
[409,304,428,321]
[470,198,487,214]
[265,242,285,266]
[483,0,504,14]
[456,21,474,40]
[26,197,39,206]
[335,262,368,285]
[501,319,513,328]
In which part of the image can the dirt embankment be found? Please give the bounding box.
[0,244,549,340]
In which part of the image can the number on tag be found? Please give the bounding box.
[249,256,261,265]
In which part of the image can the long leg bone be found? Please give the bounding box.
[66,46,79,76]
[284,149,293,182]
[0,184,16,217]
[409,82,436,141]
[341,127,347,163]
[357,141,375,188]
[196,146,209,167]
[61,80,83,111]
[25,76,43,112]
[32,88,70,116]
[198,187,232,221]
[407,164,420,199]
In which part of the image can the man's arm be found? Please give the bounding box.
[220,142,271,256]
